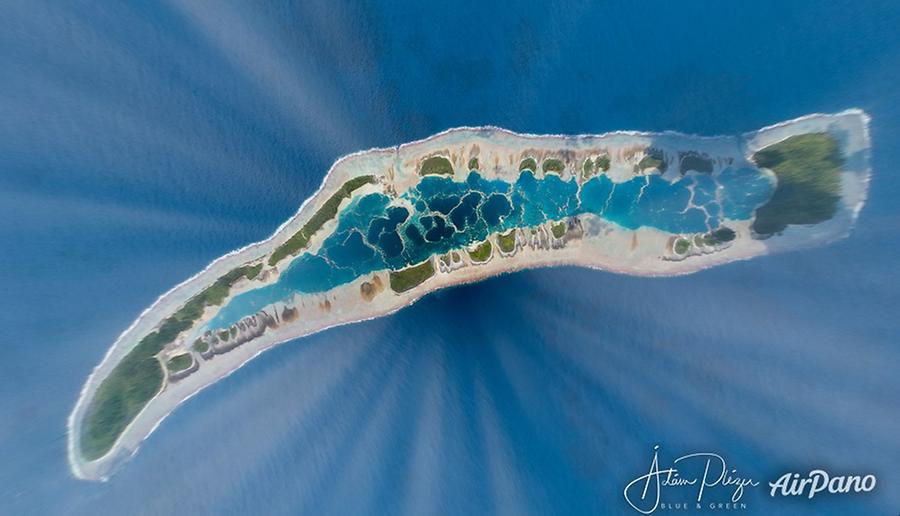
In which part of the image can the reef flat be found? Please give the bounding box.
[68,110,870,480]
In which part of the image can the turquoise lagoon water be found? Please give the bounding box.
[208,168,773,328]
[4,1,900,514]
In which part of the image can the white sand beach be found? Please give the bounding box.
[68,110,871,481]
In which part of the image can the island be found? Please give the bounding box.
[68,110,871,481]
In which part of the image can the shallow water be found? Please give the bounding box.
[208,167,772,328]
[2,1,899,514]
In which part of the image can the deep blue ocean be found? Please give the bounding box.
[2,1,899,514]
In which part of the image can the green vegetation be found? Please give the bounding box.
[189,264,262,310]
[595,154,611,172]
[674,238,691,255]
[551,221,567,239]
[439,254,452,267]
[389,260,435,293]
[268,175,375,266]
[192,338,209,354]
[497,230,517,253]
[82,333,167,459]
[468,157,479,171]
[420,156,454,176]
[637,150,667,172]
[166,353,193,373]
[81,263,262,460]
[679,152,713,174]
[468,240,492,262]
[245,264,262,280]
[582,158,595,179]
[519,157,538,172]
[751,133,843,237]
[542,158,565,173]
[702,227,736,246]
[582,154,611,175]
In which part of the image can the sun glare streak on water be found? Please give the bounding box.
[1,0,900,515]
[168,0,369,154]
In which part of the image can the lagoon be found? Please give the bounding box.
[3,0,900,514]
[208,167,774,328]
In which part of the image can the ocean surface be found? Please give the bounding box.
[2,1,899,514]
